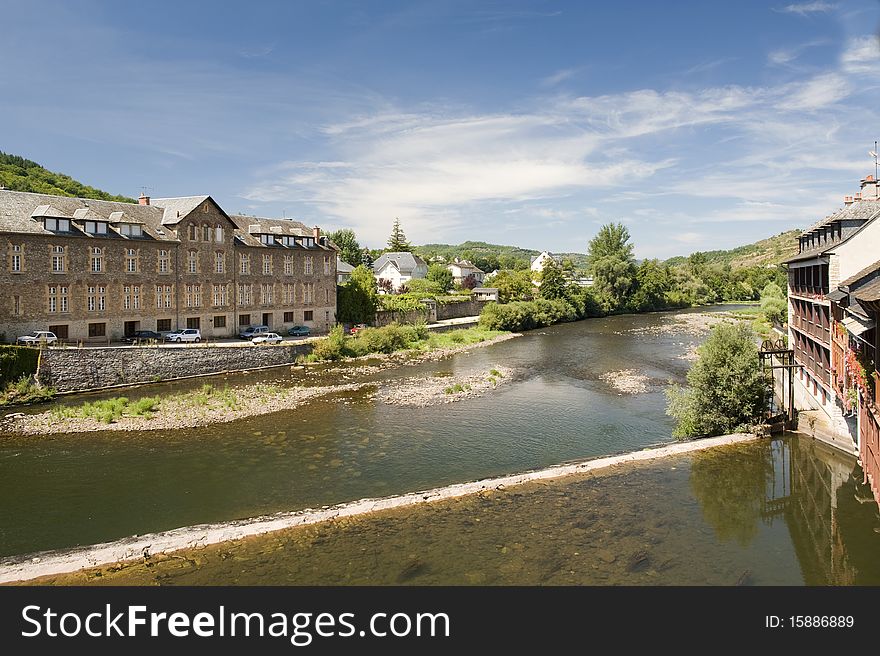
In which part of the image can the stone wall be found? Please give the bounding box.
[436,299,485,321]
[374,308,429,327]
[38,342,313,393]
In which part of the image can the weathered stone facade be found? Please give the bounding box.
[38,343,314,392]
[0,191,337,343]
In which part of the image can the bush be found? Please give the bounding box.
[309,325,348,361]
[666,323,768,438]
[479,298,577,332]
[760,296,787,326]
[0,345,39,386]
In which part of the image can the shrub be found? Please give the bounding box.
[0,345,40,387]
[666,323,768,438]
[479,298,577,332]
[310,325,348,361]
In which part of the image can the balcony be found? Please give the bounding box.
[790,314,830,344]
[789,285,828,300]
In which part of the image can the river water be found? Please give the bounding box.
[3,305,878,584]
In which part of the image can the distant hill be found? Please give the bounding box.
[664,229,802,269]
[0,152,135,203]
[414,241,589,272]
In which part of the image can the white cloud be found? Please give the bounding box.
[777,73,850,111]
[777,2,837,16]
[540,68,577,87]
[768,49,797,65]
[841,35,880,74]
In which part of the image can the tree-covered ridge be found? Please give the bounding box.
[665,229,802,269]
[414,241,589,272]
[0,152,135,203]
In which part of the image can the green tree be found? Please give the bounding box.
[406,278,443,295]
[360,248,375,268]
[327,229,362,267]
[586,222,637,313]
[539,259,568,301]
[666,323,768,438]
[426,263,453,292]
[491,269,535,303]
[387,218,412,252]
[760,282,787,326]
[629,259,673,312]
[336,265,379,325]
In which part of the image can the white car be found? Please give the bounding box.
[164,328,201,343]
[16,331,58,345]
[252,332,283,344]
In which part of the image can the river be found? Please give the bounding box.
[2,305,877,582]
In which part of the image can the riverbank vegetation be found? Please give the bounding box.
[666,323,768,438]
[52,396,159,424]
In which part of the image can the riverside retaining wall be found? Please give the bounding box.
[38,343,314,393]
[436,299,486,320]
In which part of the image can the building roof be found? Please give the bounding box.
[853,279,880,303]
[0,190,177,241]
[227,214,332,249]
[786,201,880,264]
[151,196,214,226]
[840,259,880,288]
[336,258,355,274]
[373,252,427,275]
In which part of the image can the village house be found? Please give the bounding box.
[373,252,428,292]
[529,251,562,273]
[336,257,354,285]
[446,258,485,286]
[0,190,337,342]
[472,287,500,302]
[785,174,880,461]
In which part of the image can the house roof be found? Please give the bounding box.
[336,258,355,274]
[0,190,177,241]
[840,259,880,288]
[786,201,880,264]
[853,279,880,304]
[373,252,427,274]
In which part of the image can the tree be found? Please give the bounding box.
[587,222,637,313]
[666,323,768,438]
[760,282,787,326]
[327,229,362,267]
[492,269,535,303]
[426,263,453,292]
[387,218,412,252]
[360,248,375,269]
[629,259,673,312]
[336,265,378,325]
[539,259,568,301]
[406,278,443,295]
[461,274,478,290]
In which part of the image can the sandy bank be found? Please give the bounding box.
[0,432,757,584]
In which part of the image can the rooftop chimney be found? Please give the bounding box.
[860,173,880,200]
[313,226,321,241]
[138,193,150,206]
[844,195,853,206]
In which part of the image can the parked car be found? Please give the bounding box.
[16,330,58,345]
[287,325,311,337]
[121,330,163,344]
[164,328,201,343]
[349,323,367,335]
[252,332,283,345]
[239,325,270,340]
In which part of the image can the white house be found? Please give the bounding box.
[336,257,354,285]
[373,252,428,291]
[447,258,485,286]
[530,251,562,273]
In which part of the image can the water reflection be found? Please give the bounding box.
[28,435,880,586]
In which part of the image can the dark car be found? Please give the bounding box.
[122,330,163,344]
[287,325,311,337]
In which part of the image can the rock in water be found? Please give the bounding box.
[626,550,650,572]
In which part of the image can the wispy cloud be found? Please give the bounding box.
[767,39,829,66]
[238,44,275,58]
[840,35,880,74]
[776,2,837,16]
[540,68,578,88]
[682,57,739,75]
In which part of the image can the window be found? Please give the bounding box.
[260,234,274,245]
[303,282,314,304]
[325,288,330,304]
[185,284,202,308]
[125,248,139,273]
[283,311,294,322]
[325,310,329,323]
[88,323,106,338]
[119,223,143,237]
[303,310,314,321]
[90,247,104,273]
[51,245,66,273]
[48,325,68,340]
[238,283,252,306]
[124,285,132,310]
[304,256,313,275]
[284,255,293,275]
[203,225,212,242]
[188,250,198,274]
[157,319,172,332]
[260,283,273,305]
[215,225,225,242]
[240,253,250,275]
[156,285,173,309]
[215,251,225,274]
[188,224,198,241]
[238,314,251,326]
[12,295,22,315]
[44,217,71,232]
[87,286,105,311]
[302,237,315,248]
[282,283,295,304]
[323,256,331,275]
[214,315,226,328]
[84,221,108,234]
[132,285,140,310]
[158,250,170,273]
[263,254,272,275]
[212,284,230,307]
[48,286,69,313]
[10,244,22,273]
[187,317,200,330]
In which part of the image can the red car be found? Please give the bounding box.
[349,324,367,334]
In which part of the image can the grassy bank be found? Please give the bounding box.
[0,377,55,407]
[304,324,507,362]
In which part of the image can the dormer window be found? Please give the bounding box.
[260,234,274,245]
[44,217,71,232]
[84,220,108,235]
[119,224,143,237]
[301,237,315,248]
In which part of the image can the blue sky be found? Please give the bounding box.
[2,1,879,257]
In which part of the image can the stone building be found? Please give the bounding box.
[0,190,337,342]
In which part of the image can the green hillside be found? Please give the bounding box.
[415,241,589,272]
[0,152,135,203]
[664,229,802,269]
